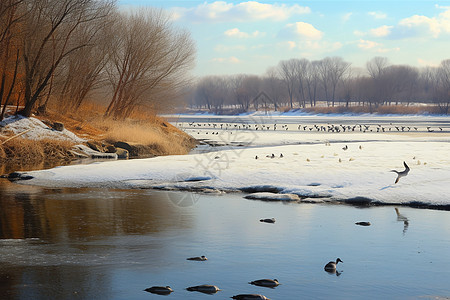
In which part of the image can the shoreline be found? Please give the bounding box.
[0,111,197,172]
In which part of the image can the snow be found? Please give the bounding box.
[244,192,300,201]
[0,115,85,143]
[13,114,450,208]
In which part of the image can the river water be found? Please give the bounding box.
[1,179,450,299]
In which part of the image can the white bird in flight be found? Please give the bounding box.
[391,161,410,184]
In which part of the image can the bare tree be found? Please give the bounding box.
[263,67,285,111]
[18,0,114,117]
[232,74,260,112]
[278,59,297,108]
[0,0,26,121]
[434,59,450,114]
[55,9,113,112]
[366,56,389,79]
[195,76,229,114]
[304,60,319,107]
[104,9,195,119]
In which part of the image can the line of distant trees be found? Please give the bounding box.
[0,0,195,121]
[185,56,450,114]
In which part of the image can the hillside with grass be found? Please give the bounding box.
[0,104,197,173]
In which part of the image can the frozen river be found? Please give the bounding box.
[1,112,450,299]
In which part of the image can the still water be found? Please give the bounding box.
[1,180,450,299]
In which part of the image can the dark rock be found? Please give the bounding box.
[240,185,283,193]
[115,147,129,159]
[87,141,102,152]
[105,145,116,153]
[1,172,34,181]
[113,141,133,152]
[52,122,64,131]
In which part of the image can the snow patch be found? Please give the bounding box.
[0,115,85,143]
[244,192,300,201]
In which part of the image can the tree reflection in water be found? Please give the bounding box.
[0,180,193,299]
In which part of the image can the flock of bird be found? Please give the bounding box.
[148,120,418,298]
[144,205,410,299]
[144,217,343,299]
[182,121,445,134]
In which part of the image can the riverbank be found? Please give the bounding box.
[10,113,450,210]
[0,109,197,173]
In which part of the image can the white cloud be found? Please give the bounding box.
[417,58,439,67]
[342,12,353,22]
[353,30,365,37]
[278,40,342,57]
[388,7,450,39]
[358,39,380,50]
[357,39,399,53]
[225,28,249,38]
[399,14,441,38]
[281,22,323,40]
[370,25,393,37]
[172,1,310,23]
[211,56,241,63]
[368,11,387,19]
[214,44,247,52]
[224,28,266,38]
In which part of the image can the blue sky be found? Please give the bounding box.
[118,1,450,76]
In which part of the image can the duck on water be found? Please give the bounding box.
[324,258,343,272]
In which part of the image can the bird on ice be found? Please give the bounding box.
[391,161,410,184]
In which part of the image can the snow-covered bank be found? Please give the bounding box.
[15,138,450,208]
[0,115,85,142]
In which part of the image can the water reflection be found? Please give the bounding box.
[0,181,195,299]
[395,207,409,235]
[0,182,192,242]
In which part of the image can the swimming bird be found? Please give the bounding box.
[144,286,173,295]
[324,258,343,272]
[249,279,280,288]
[187,255,207,261]
[260,218,275,224]
[186,284,221,294]
[391,161,410,184]
[355,221,371,226]
[231,294,270,300]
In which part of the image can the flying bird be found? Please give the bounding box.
[391,161,410,184]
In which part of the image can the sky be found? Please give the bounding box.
[117,1,450,77]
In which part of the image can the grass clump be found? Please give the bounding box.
[0,137,75,166]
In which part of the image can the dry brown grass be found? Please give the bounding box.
[40,102,196,156]
[92,118,195,155]
[0,137,75,165]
